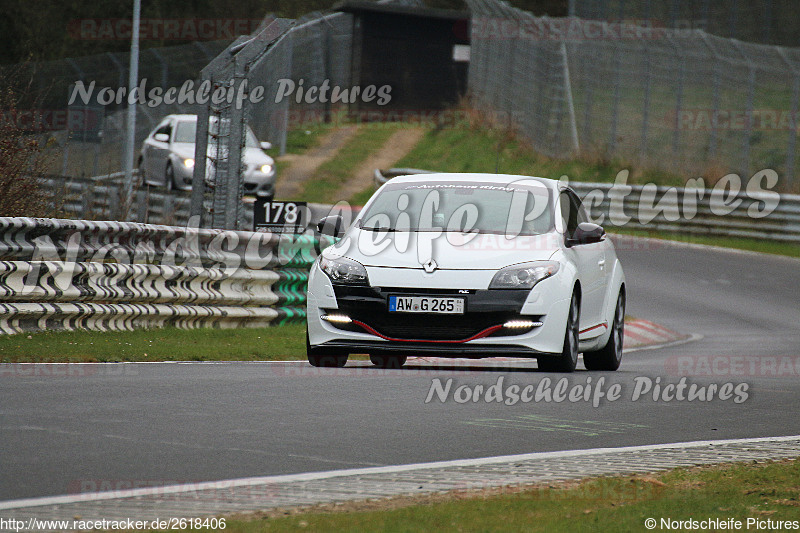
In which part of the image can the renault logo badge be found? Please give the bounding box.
[423,259,438,273]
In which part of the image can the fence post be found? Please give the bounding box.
[504,32,517,136]
[279,32,293,156]
[225,57,247,230]
[788,75,798,191]
[666,35,685,156]
[734,41,756,178]
[609,24,622,156]
[561,42,580,154]
[639,40,651,165]
[776,46,798,191]
[581,40,595,151]
[699,33,722,162]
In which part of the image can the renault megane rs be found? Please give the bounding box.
[306,173,625,372]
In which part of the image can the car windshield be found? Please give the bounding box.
[173,120,260,148]
[358,180,553,236]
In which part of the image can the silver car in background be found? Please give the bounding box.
[138,114,277,198]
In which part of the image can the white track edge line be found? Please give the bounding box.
[2,434,798,511]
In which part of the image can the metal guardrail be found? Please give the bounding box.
[0,217,334,335]
[373,169,800,243]
[40,172,256,228]
[570,182,800,244]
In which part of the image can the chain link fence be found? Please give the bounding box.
[467,0,800,192]
[2,40,232,178]
[572,0,800,47]
[191,0,422,229]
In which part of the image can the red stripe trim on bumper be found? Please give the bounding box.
[352,320,504,344]
[579,322,608,334]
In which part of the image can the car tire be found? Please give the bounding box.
[165,162,176,191]
[583,290,625,371]
[538,291,579,373]
[369,354,407,369]
[306,331,348,368]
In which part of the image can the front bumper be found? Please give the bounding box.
[242,171,276,196]
[307,279,572,358]
[173,164,275,195]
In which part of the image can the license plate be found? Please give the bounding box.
[388,296,465,314]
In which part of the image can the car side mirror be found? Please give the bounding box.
[567,222,605,247]
[260,141,272,151]
[317,215,344,237]
[154,133,169,143]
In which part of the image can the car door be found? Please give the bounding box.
[141,125,160,183]
[146,121,173,186]
[559,189,606,331]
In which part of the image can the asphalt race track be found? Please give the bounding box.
[1,237,799,501]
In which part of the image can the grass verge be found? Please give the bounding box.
[0,324,308,363]
[395,123,688,187]
[211,459,800,532]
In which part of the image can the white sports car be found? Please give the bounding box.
[306,173,626,372]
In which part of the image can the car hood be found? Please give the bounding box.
[171,143,196,160]
[244,147,273,165]
[330,229,561,270]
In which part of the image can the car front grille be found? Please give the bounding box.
[328,286,539,341]
[359,312,516,340]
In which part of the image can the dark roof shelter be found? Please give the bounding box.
[334,1,471,119]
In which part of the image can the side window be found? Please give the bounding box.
[154,123,172,139]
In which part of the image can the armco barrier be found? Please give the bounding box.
[42,173,216,227]
[0,217,334,335]
[374,169,800,243]
[42,173,341,229]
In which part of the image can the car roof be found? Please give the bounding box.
[164,114,198,121]
[387,172,559,189]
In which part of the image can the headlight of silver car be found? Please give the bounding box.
[260,164,273,174]
[489,261,560,289]
[319,256,369,285]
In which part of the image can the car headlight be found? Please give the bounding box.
[183,158,194,168]
[489,261,560,289]
[260,164,273,174]
[319,256,369,285]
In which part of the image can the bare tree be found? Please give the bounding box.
[0,66,52,216]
